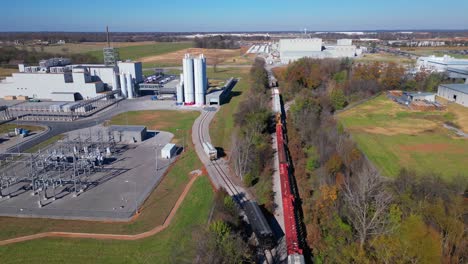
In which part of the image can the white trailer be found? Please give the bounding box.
[203,142,217,160]
[161,143,177,159]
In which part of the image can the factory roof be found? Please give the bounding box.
[447,67,468,75]
[109,125,147,132]
[440,84,468,94]
[404,91,435,97]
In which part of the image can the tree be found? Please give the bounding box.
[330,88,347,111]
[343,166,393,248]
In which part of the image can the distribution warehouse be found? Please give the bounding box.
[279,38,362,63]
[0,58,142,101]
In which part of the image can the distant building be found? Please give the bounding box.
[437,84,468,107]
[416,55,468,73]
[279,38,357,64]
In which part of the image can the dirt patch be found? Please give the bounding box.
[400,143,465,154]
[139,48,243,65]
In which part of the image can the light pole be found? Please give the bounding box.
[125,180,137,215]
[154,144,161,173]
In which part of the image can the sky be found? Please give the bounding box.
[1,0,467,32]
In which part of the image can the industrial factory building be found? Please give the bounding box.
[0,58,142,101]
[279,38,359,63]
[178,54,208,105]
[437,84,468,107]
[416,55,468,73]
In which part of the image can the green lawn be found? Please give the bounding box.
[88,42,193,62]
[208,67,250,151]
[0,176,214,264]
[338,95,468,180]
[0,124,43,134]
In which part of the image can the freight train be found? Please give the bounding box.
[272,88,305,264]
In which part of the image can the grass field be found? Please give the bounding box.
[26,41,161,54]
[338,95,468,179]
[208,67,250,151]
[88,42,193,62]
[0,67,17,80]
[0,176,214,264]
[356,52,415,65]
[0,110,202,241]
[0,124,43,134]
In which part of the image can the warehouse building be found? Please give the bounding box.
[279,38,357,63]
[110,125,147,143]
[0,58,142,101]
[416,55,468,73]
[437,84,468,107]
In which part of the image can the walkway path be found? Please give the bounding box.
[0,174,200,246]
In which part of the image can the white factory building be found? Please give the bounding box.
[279,38,359,64]
[0,58,142,101]
[437,84,468,107]
[178,54,207,105]
[416,55,468,73]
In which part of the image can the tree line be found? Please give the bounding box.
[275,57,467,263]
[0,46,99,67]
[230,58,275,211]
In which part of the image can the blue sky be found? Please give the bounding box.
[1,0,467,32]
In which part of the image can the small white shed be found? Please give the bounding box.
[161,143,177,159]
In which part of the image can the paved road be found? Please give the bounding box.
[4,97,200,154]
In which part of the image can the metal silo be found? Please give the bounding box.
[194,54,207,105]
[126,73,134,99]
[112,72,119,91]
[183,54,195,104]
[120,73,127,98]
[176,73,184,104]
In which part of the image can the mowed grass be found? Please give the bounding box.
[209,67,250,151]
[0,111,202,240]
[338,95,468,179]
[25,42,157,54]
[0,67,17,79]
[0,176,214,264]
[0,124,43,134]
[356,52,415,65]
[88,42,193,62]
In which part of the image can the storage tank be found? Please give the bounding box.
[176,73,184,104]
[126,73,134,99]
[194,54,207,105]
[120,73,127,98]
[182,54,195,104]
[112,72,119,91]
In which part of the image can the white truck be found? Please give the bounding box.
[203,142,218,160]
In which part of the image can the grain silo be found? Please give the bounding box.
[194,54,207,105]
[126,73,134,99]
[119,73,127,98]
[182,54,195,104]
[176,73,184,104]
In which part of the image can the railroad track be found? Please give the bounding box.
[197,110,246,206]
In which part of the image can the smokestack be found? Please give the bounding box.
[106,26,110,48]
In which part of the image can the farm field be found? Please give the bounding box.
[0,110,202,240]
[338,95,468,180]
[26,41,159,54]
[0,176,213,264]
[140,47,252,68]
[88,42,193,62]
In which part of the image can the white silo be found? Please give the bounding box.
[126,73,134,99]
[112,73,119,91]
[194,54,207,105]
[120,73,127,98]
[176,73,184,104]
[182,54,195,104]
